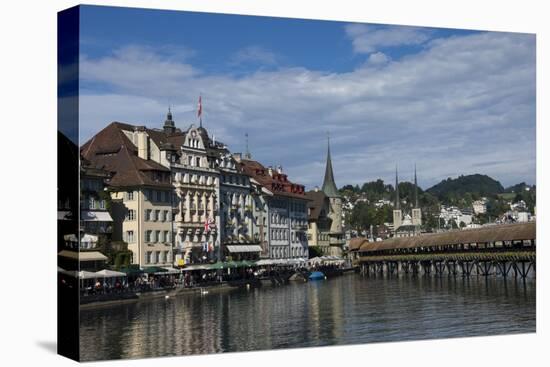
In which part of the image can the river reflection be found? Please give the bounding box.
[79,274,536,361]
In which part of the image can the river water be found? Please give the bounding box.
[79,274,536,361]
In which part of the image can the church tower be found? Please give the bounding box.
[322,135,344,255]
[393,167,403,231]
[163,107,176,135]
[412,164,422,226]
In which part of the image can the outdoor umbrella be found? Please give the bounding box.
[95,269,127,277]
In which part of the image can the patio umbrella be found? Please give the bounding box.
[95,269,127,277]
[78,271,97,279]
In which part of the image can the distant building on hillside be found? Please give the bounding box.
[472,198,487,215]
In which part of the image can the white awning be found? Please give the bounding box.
[58,250,108,262]
[95,269,127,277]
[81,210,113,222]
[226,245,263,253]
[79,271,98,279]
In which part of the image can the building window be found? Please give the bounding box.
[196,157,201,167]
[154,210,160,221]
[89,197,95,210]
[127,191,134,201]
[155,251,161,264]
[145,230,152,243]
[145,209,151,221]
[164,251,170,263]
[146,251,152,264]
[127,210,135,221]
[125,230,134,243]
[155,230,161,243]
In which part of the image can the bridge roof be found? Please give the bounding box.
[358,222,536,252]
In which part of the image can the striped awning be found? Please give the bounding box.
[226,245,263,253]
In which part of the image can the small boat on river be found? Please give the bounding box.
[308,271,326,281]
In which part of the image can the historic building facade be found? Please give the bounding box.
[238,159,309,259]
[307,138,345,256]
[81,107,312,266]
[218,152,262,260]
[81,122,174,268]
[79,159,113,250]
[166,123,222,265]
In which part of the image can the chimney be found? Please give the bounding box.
[267,166,273,177]
[276,165,283,174]
[135,126,148,160]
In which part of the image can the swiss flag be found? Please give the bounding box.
[204,217,214,232]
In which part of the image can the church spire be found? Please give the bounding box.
[395,166,400,210]
[414,164,419,208]
[163,106,176,135]
[322,133,340,198]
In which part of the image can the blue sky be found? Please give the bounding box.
[75,5,536,189]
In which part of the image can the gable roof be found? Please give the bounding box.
[80,122,171,189]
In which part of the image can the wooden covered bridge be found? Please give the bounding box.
[350,222,536,278]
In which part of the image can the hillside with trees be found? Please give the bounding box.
[340,174,535,235]
[426,174,504,199]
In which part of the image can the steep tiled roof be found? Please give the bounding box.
[239,159,307,200]
[80,122,171,189]
[305,190,327,220]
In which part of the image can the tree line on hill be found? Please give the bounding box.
[340,174,536,234]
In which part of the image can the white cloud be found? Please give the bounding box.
[229,46,280,66]
[79,31,535,189]
[344,23,431,54]
[367,52,390,65]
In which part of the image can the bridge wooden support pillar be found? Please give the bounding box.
[477,260,493,276]
[514,261,533,279]
[421,261,432,275]
[387,261,397,276]
[411,261,419,275]
[459,261,475,277]
[401,261,410,274]
[496,261,513,277]
[376,262,384,275]
[434,261,445,277]
[446,261,458,276]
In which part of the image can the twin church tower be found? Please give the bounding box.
[392,166,422,231]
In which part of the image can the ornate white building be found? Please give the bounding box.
[167,122,223,265]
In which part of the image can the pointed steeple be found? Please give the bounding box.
[414,164,419,208]
[322,133,340,198]
[395,166,400,210]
